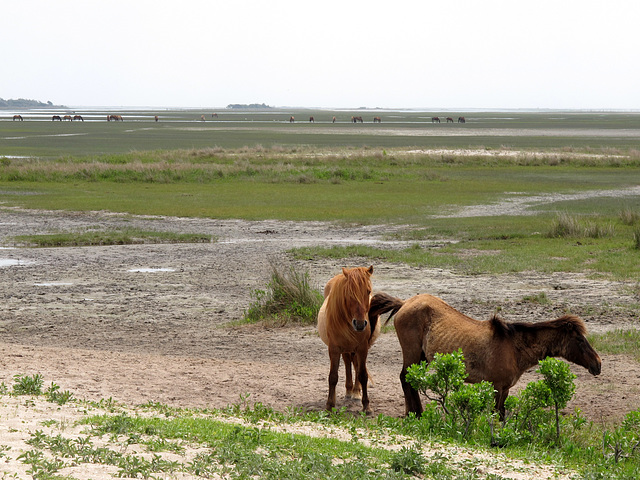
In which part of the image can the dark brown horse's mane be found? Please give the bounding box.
[490,314,587,338]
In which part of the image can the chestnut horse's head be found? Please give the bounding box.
[557,316,602,376]
[341,265,373,332]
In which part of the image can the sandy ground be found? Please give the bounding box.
[0,202,639,427]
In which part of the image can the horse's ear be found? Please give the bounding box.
[367,265,373,275]
[342,267,349,277]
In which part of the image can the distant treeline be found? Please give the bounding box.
[226,103,273,110]
[0,98,66,109]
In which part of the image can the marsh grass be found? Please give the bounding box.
[547,212,615,239]
[242,262,324,326]
[5,228,214,247]
[620,207,640,226]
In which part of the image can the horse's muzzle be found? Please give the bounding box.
[589,359,602,376]
[352,319,368,332]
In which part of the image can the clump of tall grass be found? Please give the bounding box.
[547,212,615,239]
[243,262,323,326]
[620,207,640,226]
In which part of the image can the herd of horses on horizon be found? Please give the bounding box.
[10,113,468,125]
[318,266,602,418]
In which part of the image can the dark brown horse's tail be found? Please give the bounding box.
[369,292,405,327]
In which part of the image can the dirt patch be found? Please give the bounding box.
[0,206,639,426]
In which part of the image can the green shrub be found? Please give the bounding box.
[405,350,495,437]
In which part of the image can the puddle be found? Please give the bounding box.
[0,258,31,267]
[128,267,176,273]
[34,282,73,287]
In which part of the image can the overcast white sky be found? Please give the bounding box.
[3,0,640,110]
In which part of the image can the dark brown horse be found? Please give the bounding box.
[289,116,295,123]
[351,116,363,123]
[369,292,601,419]
[309,116,315,123]
[52,115,62,121]
[458,116,466,123]
[446,117,454,123]
[12,115,23,121]
[431,117,440,123]
[107,115,123,122]
[332,116,336,123]
[373,117,382,123]
[73,115,84,121]
[317,266,381,413]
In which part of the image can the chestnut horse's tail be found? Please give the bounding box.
[369,292,405,326]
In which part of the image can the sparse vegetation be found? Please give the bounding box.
[5,228,214,247]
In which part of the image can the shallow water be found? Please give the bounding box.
[128,268,176,273]
[0,258,30,267]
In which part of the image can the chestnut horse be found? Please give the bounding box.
[12,115,23,121]
[317,266,380,413]
[373,116,381,123]
[369,292,601,419]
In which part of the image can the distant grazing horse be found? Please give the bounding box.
[373,117,381,123]
[458,116,466,123]
[12,115,23,121]
[332,116,336,123]
[289,116,295,123]
[73,115,84,121]
[446,117,454,123]
[369,292,601,419]
[309,116,314,122]
[351,116,363,123]
[431,117,440,123]
[107,115,123,122]
[200,115,206,121]
[154,115,159,122]
[52,115,62,121]
[317,266,380,413]
[211,113,218,118]
[63,115,73,121]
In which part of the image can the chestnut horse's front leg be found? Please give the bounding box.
[342,352,355,398]
[326,347,341,411]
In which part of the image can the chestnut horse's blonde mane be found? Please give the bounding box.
[325,267,372,344]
